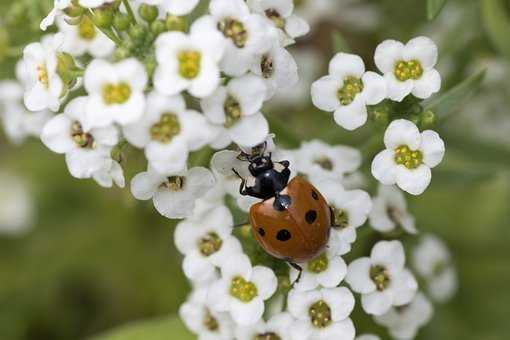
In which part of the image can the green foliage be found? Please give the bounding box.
[427,0,449,20]
[482,0,510,61]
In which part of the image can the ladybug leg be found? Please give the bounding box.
[232,168,249,196]
[289,262,303,285]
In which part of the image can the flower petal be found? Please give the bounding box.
[333,96,368,131]
[371,150,398,185]
[329,53,365,79]
[311,75,341,112]
[412,69,441,99]
[420,130,445,168]
[346,257,375,294]
[361,71,387,105]
[374,40,405,73]
[229,112,269,148]
[404,36,438,69]
[361,290,393,316]
[384,119,421,150]
[322,287,355,321]
[395,164,432,195]
[370,240,405,274]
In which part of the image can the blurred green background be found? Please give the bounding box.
[1,0,510,339]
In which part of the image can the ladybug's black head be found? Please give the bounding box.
[248,155,274,176]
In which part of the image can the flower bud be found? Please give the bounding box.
[128,24,146,40]
[114,46,131,61]
[420,110,436,129]
[150,19,166,35]
[165,15,187,32]
[93,8,114,28]
[64,4,85,18]
[139,4,159,23]
[113,12,131,31]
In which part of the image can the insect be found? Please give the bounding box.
[232,144,333,279]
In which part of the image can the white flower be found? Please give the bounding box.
[371,119,445,195]
[250,40,299,100]
[41,0,72,31]
[130,166,215,219]
[201,74,269,149]
[345,240,418,316]
[22,34,65,112]
[356,335,381,340]
[247,0,309,44]
[289,249,347,292]
[206,0,273,76]
[412,234,457,303]
[174,206,242,283]
[293,140,362,183]
[312,53,386,131]
[79,0,115,7]
[235,312,295,340]
[179,286,235,340]
[374,36,441,101]
[154,19,224,98]
[124,92,215,174]
[208,254,277,326]
[369,184,416,234]
[84,58,147,129]
[136,0,200,16]
[314,179,372,255]
[287,287,356,340]
[41,96,119,179]
[0,171,34,236]
[374,292,433,340]
[58,17,115,58]
[92,159,125,189]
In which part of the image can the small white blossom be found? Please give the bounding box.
[412,234,457,303]
[22,34,65,112]
[201,74,269,149]
[287,287,356,340]
[293,140,362,183]
[374,292,433,340]
[84,58,148,129]
[0,171,34,236]
[92,159,125,189]
[374,36,441,101]
[174,206,242,284]
[208,254,277,326]
[289,249,347,292]
[58,17,115,58]
[41,0,72,31]
[369,184,416,234]
[131,166,215,219]
[371,119,445,195]
[79,0,115,7]
[154,19,225,98]
[180,286,235,340]
[312,53,386,130]
[124,92,215,174]
[235,312,295,340]
[41,96,119,179]
[346,240,418,316]
[314,179,372,255]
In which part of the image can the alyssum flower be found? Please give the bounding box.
[235,312,295,340]
[371,119,445,195]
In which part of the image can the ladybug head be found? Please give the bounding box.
[248,155,274,176]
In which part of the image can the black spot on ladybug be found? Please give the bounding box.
[311,190,319,200]
[258,228,265,237]
[305,210,317,224]
[276,229,291,242]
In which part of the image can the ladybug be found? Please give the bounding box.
[232,146,333,277]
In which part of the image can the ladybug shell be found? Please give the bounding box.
[249,176,331,263]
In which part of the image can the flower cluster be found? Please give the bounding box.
[0,0,460,339]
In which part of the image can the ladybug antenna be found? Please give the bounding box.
[231,168,244,180]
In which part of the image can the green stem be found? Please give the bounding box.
[122,0,137,24]
[86,11,123,45]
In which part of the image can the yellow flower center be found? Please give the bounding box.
[178,50,201,79]
[332,207,350,229]
[308,252,329,273]
[198,232,223,257]
[254,333,282,340]
[218,18,248,48]
[150,113,181,143]
[160,176,185,191]
[265,9,285,29]
[78,16,96,41]
[394,145,423,169]
[370,265,391,291]
[337,76,364,106]
[394,60,423,81]
[102,82,132,105]
[71,121,95,149]
[229,276,258,303]
[37,64,49,89]
[309,300,332,328]
[314,155,333,171]
[223,95,242,128]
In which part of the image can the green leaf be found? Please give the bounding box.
[423,69,486,121]
[427,0,448,20]
[331,31,351,54]
[482,0,510,60]
[447,134,510,168]
[89,316,194,340]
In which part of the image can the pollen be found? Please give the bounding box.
[332,207,350,229]
[308,252,329,273]
[309,300,332,329]
[71,121,95,149]
[223,95,242,128]
[198,232,223,257]
[36,64,49,89]
[102,82,132,105]
[177,50,201,79]
[337,76,364,106]
[218,18,248,48]
[78,16,96,41]
[394,60,423,82]
[229,276,258,303]
[265,9,285,29]
[370,265,391,291]
[150,113,181,143]
[314,155,333,171]
[161,176,185,191]
[394,145,423,169]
